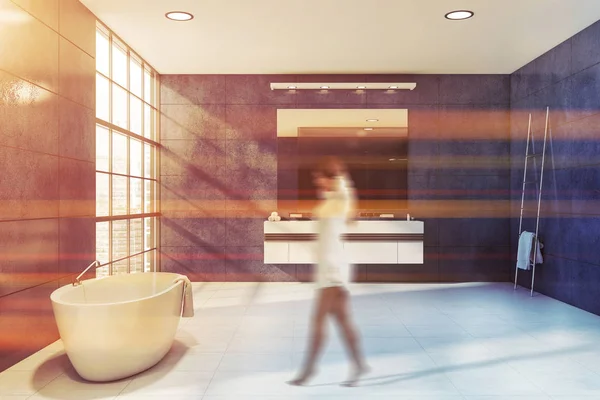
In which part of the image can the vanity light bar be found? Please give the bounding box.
[270,82,417,90]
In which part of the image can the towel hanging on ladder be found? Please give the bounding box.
[516,231,543,271]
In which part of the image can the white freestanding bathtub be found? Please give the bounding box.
[50,272,187,382]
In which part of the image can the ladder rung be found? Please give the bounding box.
[524,180,539,184]
[526,154,542,158]
[520,207,540,212]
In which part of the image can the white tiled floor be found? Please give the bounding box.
[2,282,600,399]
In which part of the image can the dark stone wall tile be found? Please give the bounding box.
[407,105,439,139]
[160,246,227,281]
[438,140,510,176]
[407,173,435,200]
[534,255,574,304]
[0,282,59,372]
[569,63,600,122]
[296,264,314,282]
[365,75,439,105]
[0,147,59,220]
[422,218,439,247]
[439,139,510,157]
[224,137,277,202]
[161,216,226,247]
[0,1,59,93]
[533,77,572,127]
[0,71,59,155]
[59,0,96,57]
[536,39,572,89]
[161,139,227,176]
[11,0,59,31]
[553,113,600,167]
[161,104,226,140]
[542,169,573,215]
[161,75,226,105]
[58,217,95,277]
[59,97,95,162]
[569,166,600,206]
[572,20,600,74]
[0,219,59,297]
[226,75,297,105]
[59,37,94,110]
[438,246,511,282]
[225,105,277,140]
[223,173,277,203]
[161,173,229,215]
[432,174,510,201]
[439,218,510,247]
[58,158,95,217]
[439,75,510,105]
[571,263,600,316]
[440,105,510,141]
[226,139,277,175]
[538,216,600,269]
[510,62,533,102]
[225,218,264,247]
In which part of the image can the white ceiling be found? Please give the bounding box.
[80,0,600,75]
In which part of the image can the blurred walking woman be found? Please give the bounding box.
[289,157,368,387]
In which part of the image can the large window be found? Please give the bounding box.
[95,22,160,277]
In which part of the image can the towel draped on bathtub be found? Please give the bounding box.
[174,276,194,317]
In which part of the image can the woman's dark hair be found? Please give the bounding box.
[316,156,347,179]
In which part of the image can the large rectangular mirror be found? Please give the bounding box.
[277,109,408,214]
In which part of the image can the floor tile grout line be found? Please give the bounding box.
[413,328,464,398]
[199,285,245,397]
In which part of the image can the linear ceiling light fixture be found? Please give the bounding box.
[271,82,417,90]
[165,11,194,21]
[445,10,474,20]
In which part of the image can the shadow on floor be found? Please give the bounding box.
[32,339,191,398]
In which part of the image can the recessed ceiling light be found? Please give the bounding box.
[288,85,297,89]
[389,85,398,89]
[320,85,330,89]
[166,11,194,21]
[364,128,374,131]
[357,85,366,89]
[445,10,474,20]
[366,119,379,122]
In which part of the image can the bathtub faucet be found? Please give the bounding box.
[73,261,101,286]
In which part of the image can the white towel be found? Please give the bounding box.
[516,231,544,270]
[174,276,194,318]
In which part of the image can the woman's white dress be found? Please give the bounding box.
[313,175,357,288]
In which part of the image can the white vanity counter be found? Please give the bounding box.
[264,220,424,264]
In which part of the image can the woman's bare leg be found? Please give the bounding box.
[331,287,368,386]
[288,288,334,385]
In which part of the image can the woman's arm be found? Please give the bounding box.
[335,175,358,224]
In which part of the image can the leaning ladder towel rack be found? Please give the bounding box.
[514,107,549,297]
